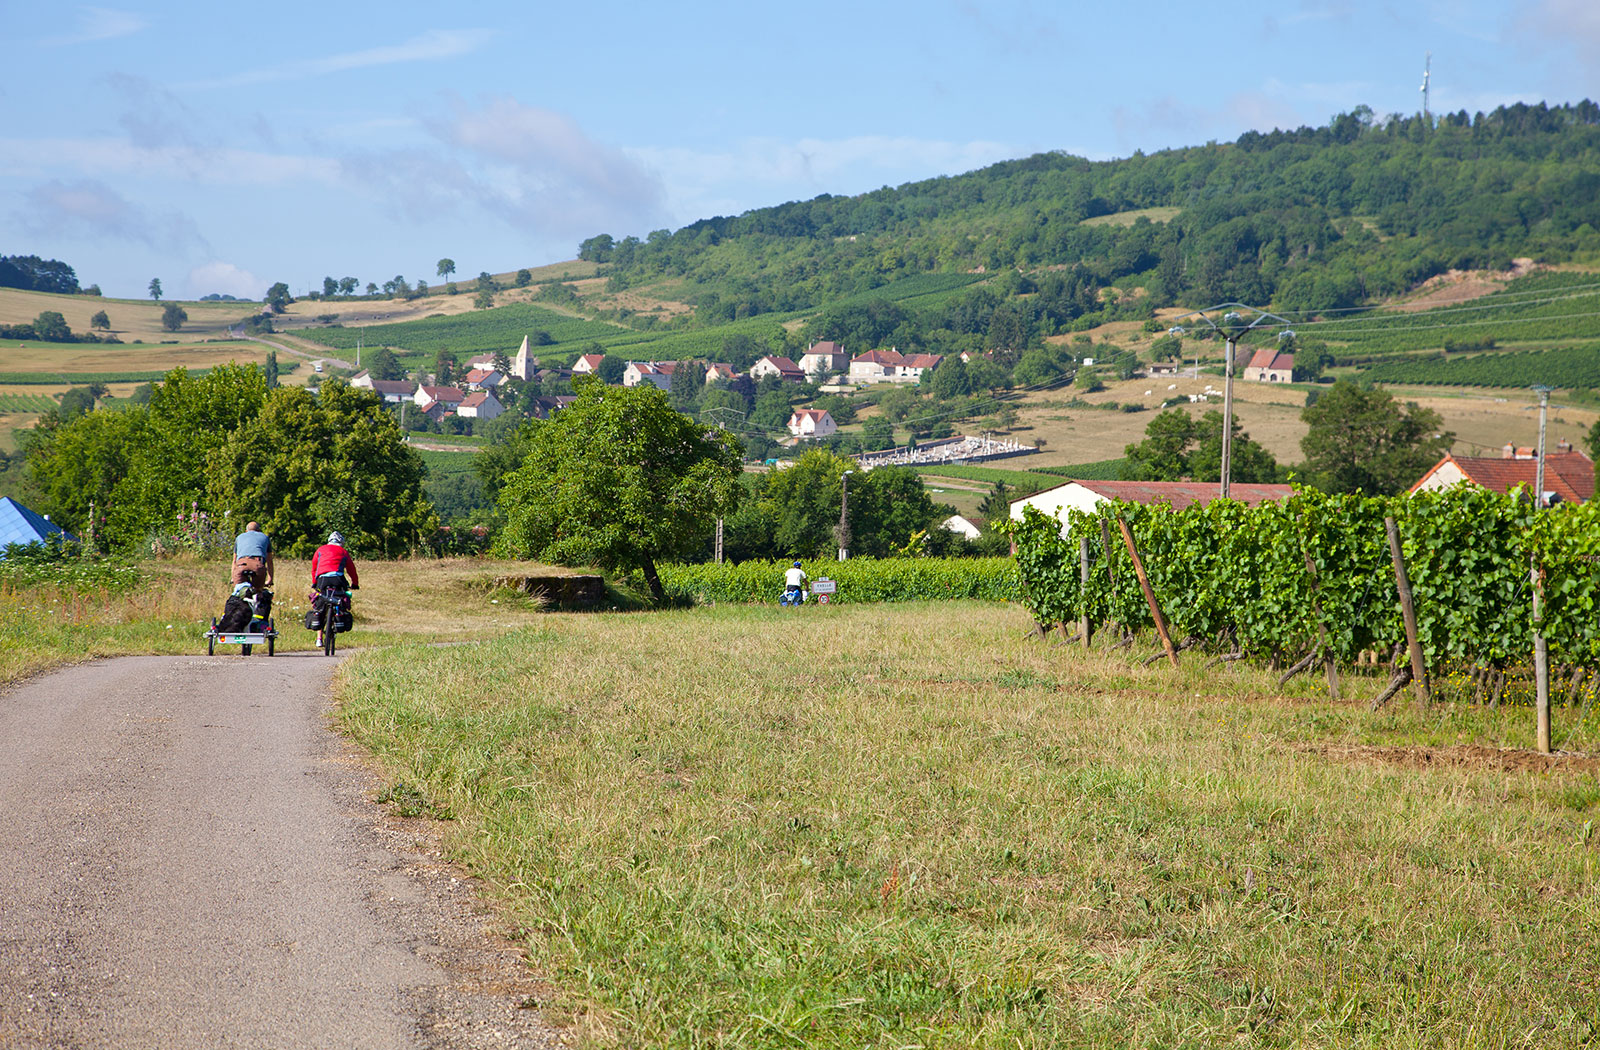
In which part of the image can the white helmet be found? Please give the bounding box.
[328,531,345,546]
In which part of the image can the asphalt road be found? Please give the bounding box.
[0,652,561,1050]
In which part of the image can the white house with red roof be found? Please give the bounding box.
[623,361,676,391]
[897,353,943,383]
[849,348,904,384]
[1010,479,1294,535]
[1410,443,1593,506]
[704,362,739,384]
[786,408,838,439]
[462,367,504,391]
[1242,347,1294,383]
[456,390,504,420]
[414,385,467,413]
[750,355,805,383]
[799,341,849,379]
[572,352,606,375]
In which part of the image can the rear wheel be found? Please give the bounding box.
[323,600,337,656]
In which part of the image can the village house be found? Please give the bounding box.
[704,362,739,384]
[623,361,675,391]
[750,355,805,383]
[848,348,904,384]
[1242,347,1294,383]
[798,341,849,379]
[897,353,943,383]
[461,367,504,391]
[350,373,419,403]
[786,408,838,439]
[571,352,606,375]
[456,390,504,421]
[1410,441,1593,506]
[415,385,467,414]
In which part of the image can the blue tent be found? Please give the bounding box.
[0,497,76,555]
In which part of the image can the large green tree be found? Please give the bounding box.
[495,382,742,600]
[1122,408,1280,484]
[161,303,187,331]
[148,277,162,301]
[33,310,70,341]
[1300,381,1454,495]
[437,258,456,279]
[207,383,435,556]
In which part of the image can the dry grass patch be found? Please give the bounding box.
[336,602,1600,1048]
[0,287,260,340]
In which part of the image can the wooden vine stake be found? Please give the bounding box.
[1302,550,1341,700]
[1115,516,1179,669]
[1383,516,1431,712]
[1078,536,1094,648]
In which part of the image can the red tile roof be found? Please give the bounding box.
[852,349,905,366]
[1412,451,1594,504]
[460,391,492,408]
[1074,480,1294,510]
[1245,348,1294,372]
[901,353,943,369]
[420,385,466,402]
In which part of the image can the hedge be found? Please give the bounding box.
[660,557,1020,605]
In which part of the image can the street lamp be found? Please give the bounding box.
[1166,303,1292,498]
[836,470,855,561]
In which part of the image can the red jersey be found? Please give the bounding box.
[310,543,359,588]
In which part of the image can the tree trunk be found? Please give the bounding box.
[640,553,666,604]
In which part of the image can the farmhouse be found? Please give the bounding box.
[848,348,904,384]
[461,368,504,391]
[1010,479,1294,535]
[1242,347,1294,383]
[571,352,606,375]
[799,341,849,379]
[750,355,805,383]
[1410,443,1593,506]
[456,390,504,420]
[623,361,675,391]
[704,362,739,384]
[350,374,419,403]
[786,408,837,439]
[415,385,467,413]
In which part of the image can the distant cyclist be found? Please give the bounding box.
[783,561,808,606]
[309,531,360,647]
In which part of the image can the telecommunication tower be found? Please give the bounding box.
[1419,51,1432,121]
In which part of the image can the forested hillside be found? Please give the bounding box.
[581,102,1600,330]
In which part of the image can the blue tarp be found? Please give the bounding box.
[0,497,75,554]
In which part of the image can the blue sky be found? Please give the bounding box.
[2,0,1594,300]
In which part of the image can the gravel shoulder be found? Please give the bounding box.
[0,652,565,1049]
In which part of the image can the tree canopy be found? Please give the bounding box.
[1122,408,1281,484]
[1299,381,1454,495]
[495,381,743,600]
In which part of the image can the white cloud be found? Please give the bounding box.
[338,97,669,240]
[187,261,264,301]
[182,29,493,90]
[42,6,147,46]
[14,178,206,250]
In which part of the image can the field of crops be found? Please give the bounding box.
[0,392,57,412]
[0,370,188,385]
[1309,272,1600,357]
[1029,457,1129,481]
[825,271,991,309]
[1361,344,1600,388]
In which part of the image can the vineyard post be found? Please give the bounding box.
[1079,536,1094,648]
[1532,385,1552,753]
[1384,516,1431,711]
[1303,550,1341,699]
[1116,516,1179,669]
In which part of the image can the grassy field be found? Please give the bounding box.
[0,337,273,377]
[0,555,581,686]
[335,602,1600,1048]
[1080,206,1182,227]
[0,287,261,340]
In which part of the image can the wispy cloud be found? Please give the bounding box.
[339,96,669,240]
[181,29,493,89]
[42,6,147,46]
[0,135,340,186]
[14,178,206,251]
[188,261,264,300]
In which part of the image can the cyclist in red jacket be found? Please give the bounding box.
[309,531,359,647]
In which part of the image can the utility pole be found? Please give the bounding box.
[1532,385,1552,753]
[1168,305,1291,499]
[836,470,854,561]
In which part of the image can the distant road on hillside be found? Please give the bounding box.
[231,326,354,370]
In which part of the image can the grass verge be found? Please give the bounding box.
[334,602,1600,1048]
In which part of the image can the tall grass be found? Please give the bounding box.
[335,604,1600,1048]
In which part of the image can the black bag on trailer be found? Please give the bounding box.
[218,594,254,632]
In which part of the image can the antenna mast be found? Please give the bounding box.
[1419,51,1432,122]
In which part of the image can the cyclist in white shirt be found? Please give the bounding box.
[783,561,808,605]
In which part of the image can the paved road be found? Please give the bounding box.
[0,653,560,1049]
[230,327,355,370]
